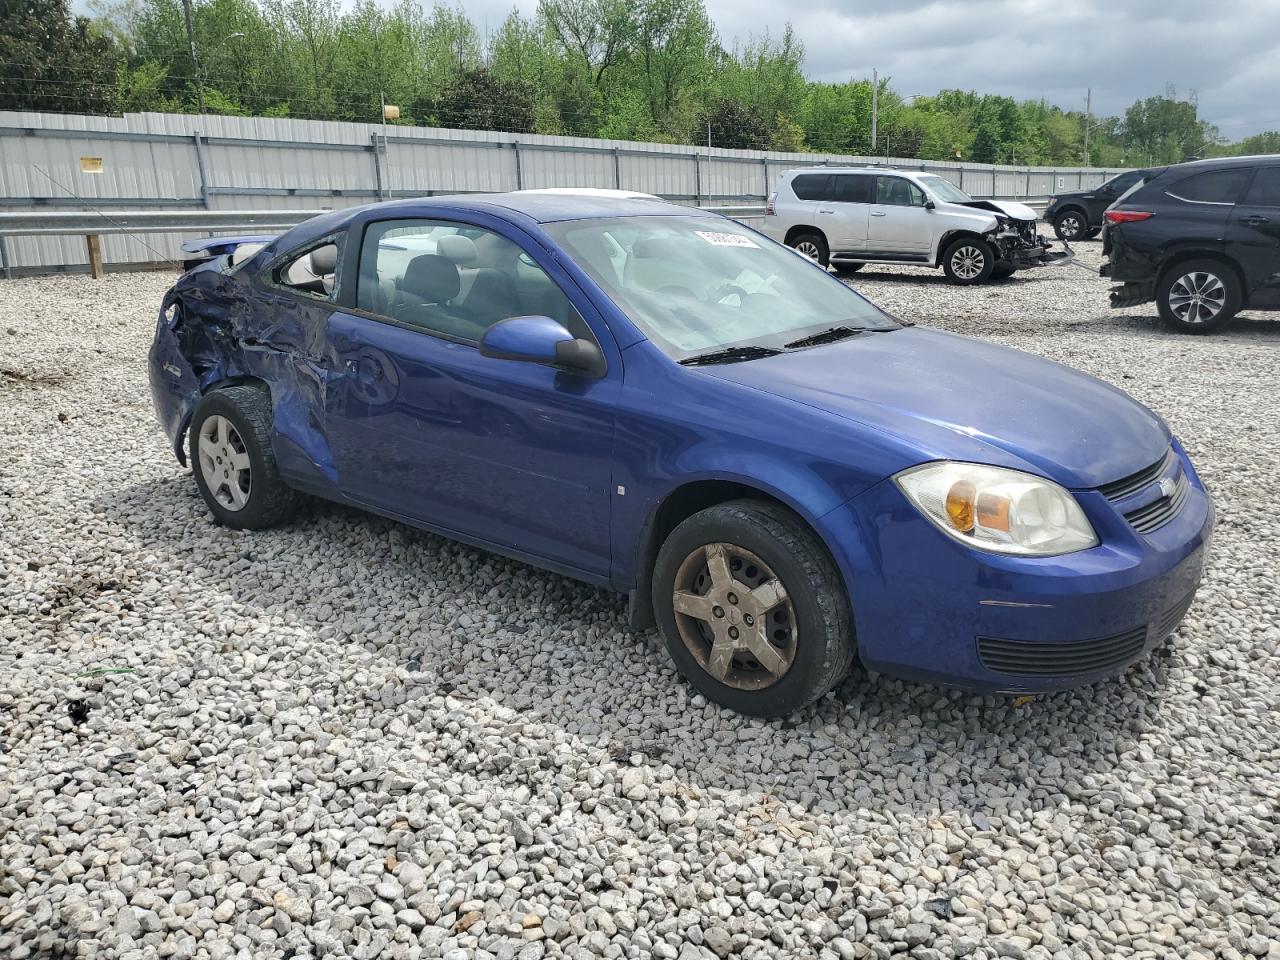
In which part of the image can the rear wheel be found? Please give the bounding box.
[789,231,829,268]
[653,500,854,717]
[1053,209,1088,241]
[941,237,996,285]
[1156,260,1242,334]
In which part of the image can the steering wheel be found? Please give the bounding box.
[712,282,749,305]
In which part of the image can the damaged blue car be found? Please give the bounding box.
[150,193,1213,716]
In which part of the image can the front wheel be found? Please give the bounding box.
[1156,260,1241,334]
[188,385,298,529]
[653,500,854,717]
[942,237,996,285]
[992,263,1018,279]
[789,232,829,268]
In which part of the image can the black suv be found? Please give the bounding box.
[1044,169,1159,241]
[1101,156,1280,333]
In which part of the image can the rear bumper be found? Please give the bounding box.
[822,442,1214,694]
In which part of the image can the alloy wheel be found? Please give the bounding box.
[1168,271,1227,325]
[197,415,252,511]
[950,245,985,280]
[1058,213,1084,239]
[671,542,797,690]
[794,240,821,261]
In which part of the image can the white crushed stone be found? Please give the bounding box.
[1,241,1277,960]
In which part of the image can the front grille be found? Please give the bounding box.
[978,627,1149,677]
[978,592,1199,678]
[1124,471,1190,534]
[1098,449,1173,500]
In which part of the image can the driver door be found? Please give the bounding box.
[322,213,622,580]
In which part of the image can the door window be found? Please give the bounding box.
[791,174,833,201]
[832,174,873,203]
[875,176,926,206]
[269,238,342,301]
[1166,169,1251,205]
[1244,167,1280,207]
[356,219,577,343]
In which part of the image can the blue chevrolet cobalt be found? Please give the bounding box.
[149,194,1213,716]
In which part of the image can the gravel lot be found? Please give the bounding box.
[1,242,1278,960]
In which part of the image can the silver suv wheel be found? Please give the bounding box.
[950,245,986,280]
[1168,270,1227,325]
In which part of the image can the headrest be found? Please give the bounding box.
[632,237,666,259]
[309,244,337,276]
[437,234,478,266]
[473,232,515,268]
[401,254,459,304]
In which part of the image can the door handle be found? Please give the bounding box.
[818,209,835,214]
[870,211,887,217]
[1240,215,1270,226]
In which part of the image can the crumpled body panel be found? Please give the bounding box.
[146,256,339,490]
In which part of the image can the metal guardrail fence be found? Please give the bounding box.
[0,198,1050,279]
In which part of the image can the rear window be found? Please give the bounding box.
[833,174,872,203]
[791,174,832,201]
[1166,169,1251,204]
[1244,167,1280,207]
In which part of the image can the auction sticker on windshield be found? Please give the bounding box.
[697,231,759,248]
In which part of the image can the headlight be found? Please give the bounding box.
[895,462,1098,556]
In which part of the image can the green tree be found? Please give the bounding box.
[1121,95,1219,164]
[1,0,121,113]
[699,97,767,149]
[431,68,535,133]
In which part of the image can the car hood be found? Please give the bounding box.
[706,327,1169,489]
[954,199,1039,222]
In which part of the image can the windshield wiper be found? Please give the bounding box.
[679,345,782,367]
[783,325,867,349]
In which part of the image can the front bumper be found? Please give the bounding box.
[824,443,1214,694]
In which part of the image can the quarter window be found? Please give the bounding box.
[356,219,578,343]
[1244,167,1280,207]
[1167,169,1251,204]
[876,176,925,206]
[791,174,832,201]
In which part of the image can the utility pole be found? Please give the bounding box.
[870,68,878,153]
[1082,88,1091,165]
[180,0,205,115]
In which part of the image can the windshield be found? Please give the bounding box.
[918,175,973,204]
[543,215,898,359]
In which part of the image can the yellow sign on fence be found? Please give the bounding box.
[79,157,104,174]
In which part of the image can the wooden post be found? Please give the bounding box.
[85,234,104,279]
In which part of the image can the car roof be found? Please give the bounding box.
[368,192,708,224]
[1162,154,1279,171]
[782,166,920,176]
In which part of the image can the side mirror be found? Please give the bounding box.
[923,198,936,210]
[480,315,606,378]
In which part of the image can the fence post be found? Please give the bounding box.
[613,148,621,189]
[192,131,211,208]
[85,234,104,279]
[513,141,523,190]
[0,236,10,281]
[762,158,770,201]
[1025,168,1031,198]
[370,133,384,201]
[693,152,701,206]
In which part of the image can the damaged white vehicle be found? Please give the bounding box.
[762,166,1071,284]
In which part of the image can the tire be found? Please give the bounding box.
[833,261,863,275]
[941,237,996,285]
[1052,209,1088,242]
[188,384,298,530]
[992,263,1018,279]
[789,231,829,268]
[1156,259,1242,334]
[653,499,854,717]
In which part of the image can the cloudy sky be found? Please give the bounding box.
[453,0,1280,138]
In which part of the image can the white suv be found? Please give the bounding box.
[761,167,1070,284]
